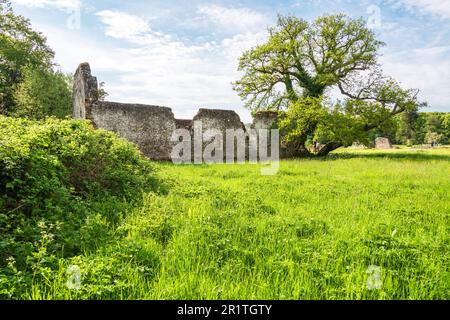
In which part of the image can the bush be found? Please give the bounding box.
[0,116,161,298]
[11,66,73,120]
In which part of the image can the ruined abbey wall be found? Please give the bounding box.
[92,102,177,160]
[72,63,277,161]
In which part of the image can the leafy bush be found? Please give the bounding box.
[0,116,161,298]
[12,66,73,120]
[0,0,55,114]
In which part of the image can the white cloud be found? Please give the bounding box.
[396,0,450,19]
[197,4,269,33]
[11,0,81,10]
[381,45,450,111]
[65,10,268,122]
[95,10,151,40]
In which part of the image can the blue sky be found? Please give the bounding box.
[10,0,450,122]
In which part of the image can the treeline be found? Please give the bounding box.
[374,111,450,146]
[0,0,72,119]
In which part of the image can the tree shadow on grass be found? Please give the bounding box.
[324,151,450,162]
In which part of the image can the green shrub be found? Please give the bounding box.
[0,116,160,298]
[11,66,73,120]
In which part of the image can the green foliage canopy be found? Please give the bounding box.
[0,0,71,118]
[387,112,450,146]
[234,14,423,155]
[12,66,72,119]
[234,14,384,109]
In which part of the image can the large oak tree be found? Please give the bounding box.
[233,14,423,156]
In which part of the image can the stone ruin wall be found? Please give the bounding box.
[73,63,177,160]
[72,63,98,121]
[92,102,177,160]
[72,63,278,161]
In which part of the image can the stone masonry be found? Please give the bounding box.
[375,137,392,149]
[72,63,279,161]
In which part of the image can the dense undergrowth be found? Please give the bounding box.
[0,116,163,298]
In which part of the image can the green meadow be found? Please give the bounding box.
[1,1,450,302]
[26,148,450,300]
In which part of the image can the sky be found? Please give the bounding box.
[9,0,450,123]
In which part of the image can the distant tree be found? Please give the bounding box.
[425,113,443,134]
[0,0,67,116]
[234,14,423,156]
[12,66,72,119]
[97,81,109,102]
[411,113,428,145]
[442,113,450,144]
[395,110,420,145]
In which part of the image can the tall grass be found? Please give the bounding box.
[25,148,450,299]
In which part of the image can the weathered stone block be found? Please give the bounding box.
[92,102,177,160]
[72,63,98,121]
[192,108,246,162]
[375,137,392,149]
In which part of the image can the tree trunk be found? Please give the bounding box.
[283,141,313,158]
[316,142,343,157]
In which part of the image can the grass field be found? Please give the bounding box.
[27,148,450,300]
